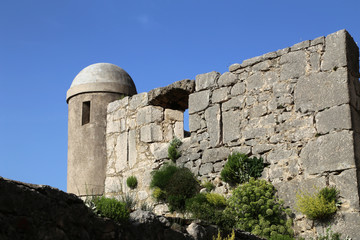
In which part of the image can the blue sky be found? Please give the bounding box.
[1,0,359,192]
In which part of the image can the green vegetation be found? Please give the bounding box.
[93,196,130,224]
[150,163,200,212]
[220,152,264,186]
[186,193,228,226]
[202,180,215,192]
[126,175,138,189]
[212,230,235,240]
[224,178,293,239]
[296,186,339,220]
[168,137,182,161]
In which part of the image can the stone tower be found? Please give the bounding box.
[66,63,137,196]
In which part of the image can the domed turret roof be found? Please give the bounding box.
[66,63,137,102]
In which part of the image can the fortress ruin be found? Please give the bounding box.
[66,30,360,238]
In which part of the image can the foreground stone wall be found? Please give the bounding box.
[1,177,266,240]
[104,30,360,239]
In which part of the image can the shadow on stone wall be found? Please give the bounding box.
[0,177,264,240]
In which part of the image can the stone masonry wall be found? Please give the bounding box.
[104,30,360,239]
[105,92,185,209]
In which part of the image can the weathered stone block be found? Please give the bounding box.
[202,147,231,163]
[321,29,348,71]
[140,123,163,143]
[212,87,229,103]
[218,72,237,86]
[205,105,221,147]
[107,96,129,113]
[189,113,201,132]
[107,120,120,134]
[267,146,296,164]
[329,169,359,210]
[231,145,251,155]
[229,63,241,72]
[252,60,272,71]
[199,163,213,175]
[195,71,220,91]
[300,131,356,174]
[105,176,122,193]
[174,121,184,139]
[222,110,240,143]
[128,130,137,168]
[315,104,352,134]
[150,142,168,160]
[164,109,183,121]
[249,102,267,118]
[294,69,350,112]
[246,72,264,92]
[129,92,148,110]
[115,132,128,172]
[290,40,310,51]
[222,95,245,111]
[136,106,163,125]
[280,51,306,80]
[231,82,245,96]
[188,90,210,114]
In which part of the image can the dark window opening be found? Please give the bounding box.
[82,101,91,125]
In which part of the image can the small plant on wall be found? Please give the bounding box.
[296,186,339,220]
[220,152,264,186]
[150,163,200,212]
[126,176,138,189]
[168,137,182,161]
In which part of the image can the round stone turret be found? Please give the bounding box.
[67,63,137,196]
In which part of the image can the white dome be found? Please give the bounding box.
[67,63,137,102]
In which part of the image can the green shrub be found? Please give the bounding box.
[202,181,215,192]
[186,193,228,227]
[296,187,338,220]
[168,137,182,161]
[164,167,200,212]
[152,187,166,201]
[93,196,129,223]
[151,163,200,212]
[319,186,339,204]
[206,193,227,208]
[150,163,178,189]
[212,230,235,240]
[126,176,138,189]
[224,178,293,238]
[220,152,264,186]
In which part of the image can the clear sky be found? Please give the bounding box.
[1,0,359,192]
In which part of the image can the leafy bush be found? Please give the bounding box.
[224,178,293,238]
[150,163,178,189]
[93,196,129,223]
[186,193,231,229]
[164,167,200,212]
[220,152,264,186]
[206,193,227,208]
[212,230,235,240]
[168,137,182,161]
[150,163,200,212]
[126,176,138,189]
[202,181,215,192]
[296,187,338,220]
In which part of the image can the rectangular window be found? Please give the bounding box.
[82,101,90,125]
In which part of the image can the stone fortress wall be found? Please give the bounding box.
[81,30,360,238]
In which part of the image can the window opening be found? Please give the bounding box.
[82,101,91,125]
